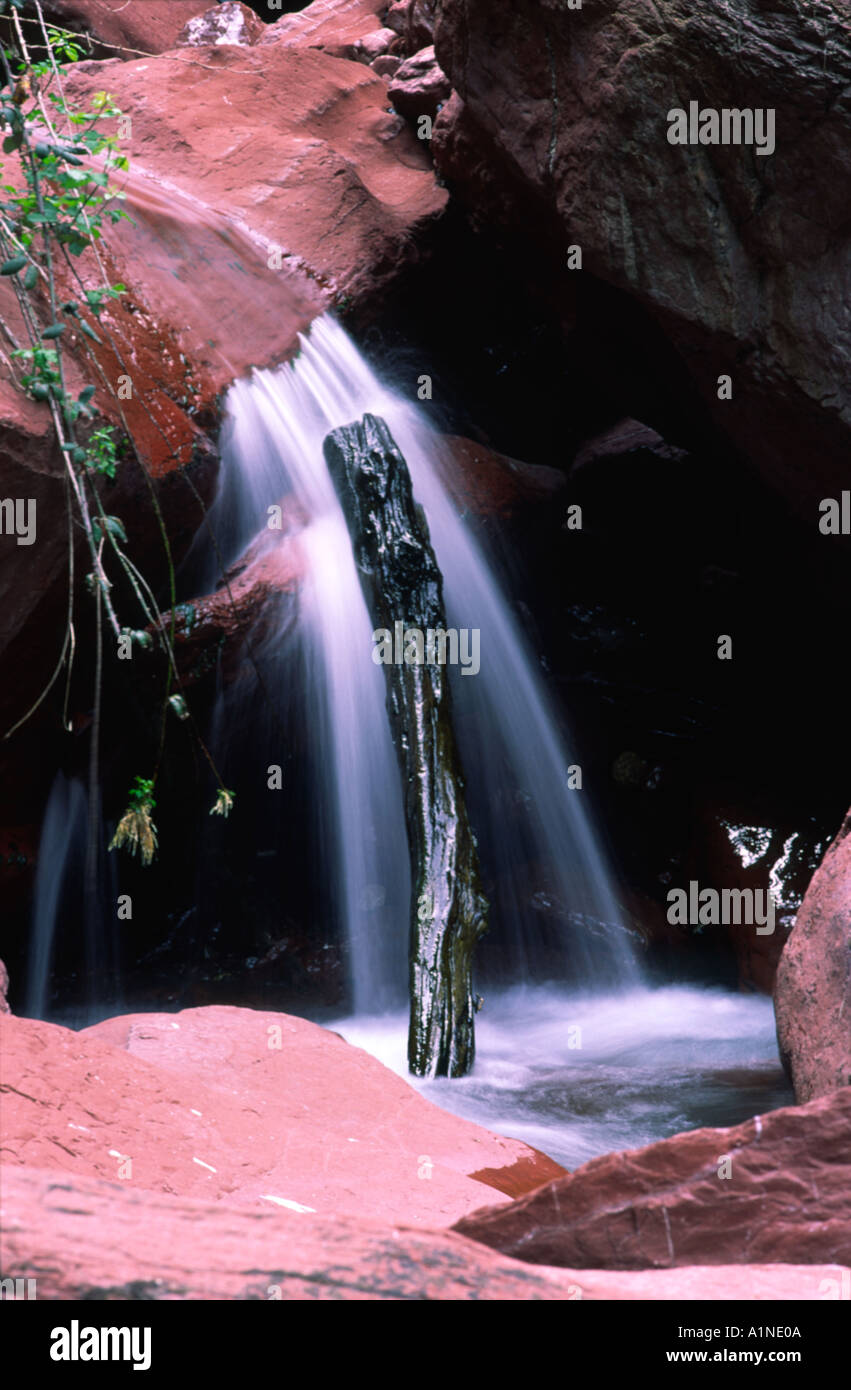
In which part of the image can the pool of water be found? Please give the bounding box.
[333,984,793,1170]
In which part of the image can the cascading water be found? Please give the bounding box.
[25,773,87,1019]
[25,772,122,1025]
[206,314,637,1013]
[202,313,791,1161]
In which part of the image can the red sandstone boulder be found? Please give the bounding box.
[454,1087,851,1270]
[386,1,437,55]
[62,39,444,401]
[259,0,388,55]
[40,1,213,58]
[388,44,451,123]
[437,434,564,520]
[0,1005,563,1226]
[158,528,305,688]
[2,1163,844,1301]
[372,54,401,78]
[433,0,851,518]
[774,811,851,1102]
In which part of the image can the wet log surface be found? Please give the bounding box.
[324,413,488,1077]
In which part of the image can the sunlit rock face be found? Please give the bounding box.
[0,1004,563,1223]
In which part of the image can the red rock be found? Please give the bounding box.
[372,54,402,79]
[775,811,851,1101]
[41,0,214,58]
[437,434,565,520]
[260,0,388,55]
[0,1005,563,1226]
[572,419,688,475]
[385,0,437,55]
[0,1164,576,1301]
[0,373,63,684]
[159,528,305,687]
[0,959,9,1014]
[388,44,451,123]
[0,1,447,716]
[3,1163,845,1301]
[433,0,851,517]
[0,17,446,699]
[177,2,266,48]
[63,38,445,406]
[454,1087,851,1270]
[354,28,397,62]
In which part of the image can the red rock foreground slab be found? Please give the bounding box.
[2,1166,844,1302]
[0,1006,563,1228]
[455,1087,851,1271]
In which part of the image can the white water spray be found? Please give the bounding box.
[210,315,637,1011]
[25,773,87,1018]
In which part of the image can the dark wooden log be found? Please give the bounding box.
[323,413,488,1078]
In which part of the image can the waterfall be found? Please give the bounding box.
[25,772,123,1023]
[207,315,638,1012]
[25,773,87,1019]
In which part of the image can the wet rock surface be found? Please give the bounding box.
[455,1086,851,1271]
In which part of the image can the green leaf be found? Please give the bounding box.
[2,133,22,154]
[30,382,51,401]
[0,255,26,276]
[78,385,96,406]
[23,264,37,290]
[93,514,127,545]
[41,323,65,340]
[33,142,51,159]
[78,319,102,343]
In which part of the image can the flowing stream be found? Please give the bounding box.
[209,314,790,1160]
[335,985,791,1169]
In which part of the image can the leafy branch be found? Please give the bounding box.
[0,0,234,860]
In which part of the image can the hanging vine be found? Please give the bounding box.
[0,0,234,863]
